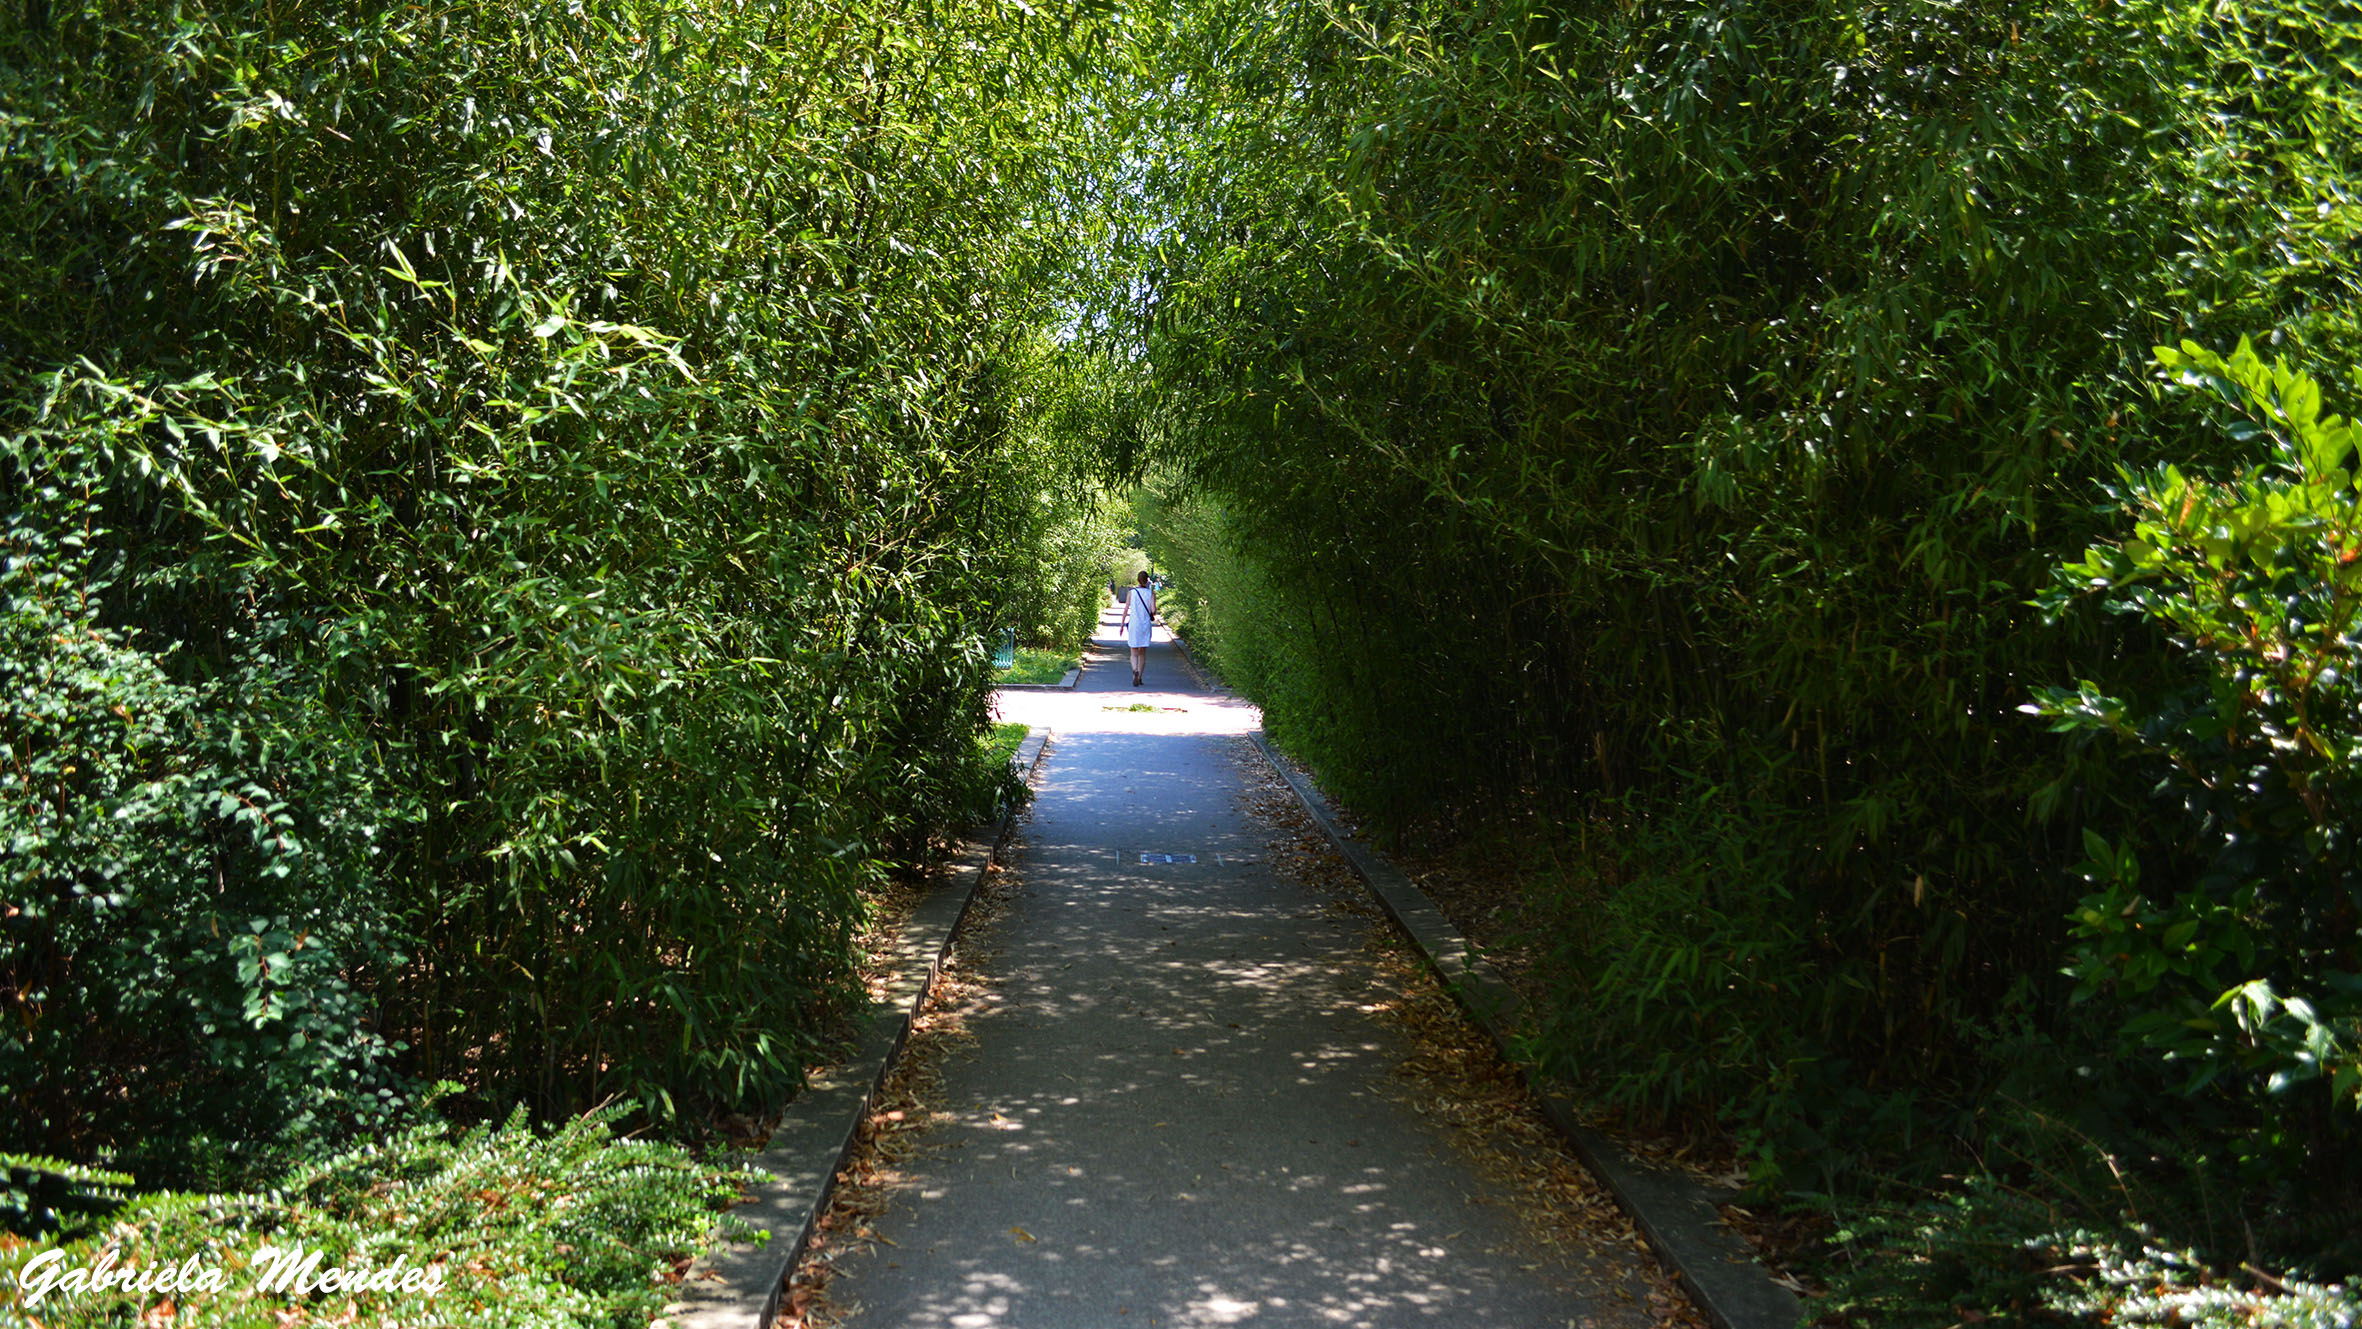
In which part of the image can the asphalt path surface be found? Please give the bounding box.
[825,607,1652,1328]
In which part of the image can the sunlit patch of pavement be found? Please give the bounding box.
[831,610,1658,1328]
[992,610,1264,737]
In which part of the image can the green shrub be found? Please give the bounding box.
[2046,1237,2360,1329]
[2,485,405,1189]
[1816,1177,2362,1329]
[0,1154,133,1243]
[1132,485,1225,657]
[1126,0,2362,1214]
[1,0,1114,1173]
[951,722,1032,827]
[991,350,1141,653]
[1520,780,1838,1180]
[1134,484,1327,752]
[2030,341,2361,1185]
[0,1093,744,1329]
[1817,1177,2084,1327]
[1003,493,1128,652]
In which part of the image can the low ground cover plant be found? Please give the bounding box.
[1,1095,742,1329]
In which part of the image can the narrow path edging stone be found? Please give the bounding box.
[1168,634,1214,692]
[664,726,1051,1329]
[993,664,1082,692]
[1249,731,1804,1329]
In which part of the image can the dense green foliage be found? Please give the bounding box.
[989,351,1139,652]
[4,502,403,1178]
[1123,0,2362,1287]
[955,721,1033,827]
[2033,342,2360,1166]
[0,1152,133,1242]
[2,0,1110,1186]
[1002,493,1127,651]
[1820,1179,2360,1327]
[11,0,2361,1312]
[1133,486,1286,692]
[0,1095,740,1328]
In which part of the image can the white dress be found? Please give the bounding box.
[1125,587,1156,649]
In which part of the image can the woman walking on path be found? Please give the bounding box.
[1119,570,1156,686]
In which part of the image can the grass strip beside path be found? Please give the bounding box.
[994,648,1076,687]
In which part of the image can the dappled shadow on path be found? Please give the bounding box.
[828,728,1650,1329]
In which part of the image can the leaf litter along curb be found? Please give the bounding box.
[708,832,977,1154]
[778,745,1706,1329]
[1230,739,1711,1329]
[1379,816,1749,1179]
[1353,792,1827,1291]
[774,829,1028,1329]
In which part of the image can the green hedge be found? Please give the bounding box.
[0,1096,739,1327]
[1129,0,2362,1255]
[2,0,1107,1183]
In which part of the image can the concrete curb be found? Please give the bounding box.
[1168,633,1216,692]
[993,665,1082,692]
[665,726,1053,1329]
[1249,732,1803,1329]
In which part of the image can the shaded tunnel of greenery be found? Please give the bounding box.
[1126,0,2361,1318]
[3,0,2359,1322]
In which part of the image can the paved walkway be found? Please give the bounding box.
[828,607,1650,1327]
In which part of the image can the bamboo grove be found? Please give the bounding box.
[6,0,2362,1311]
[3,0,1122,1187]
[1128,0,2362,1282]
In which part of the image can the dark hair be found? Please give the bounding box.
[1136,571,1151,586]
